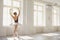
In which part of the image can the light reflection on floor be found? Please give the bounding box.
[7,37,19,40]
[1,33,60,40]
[31,33,60,40]
[41,33,60,36]
[6,36,34,40]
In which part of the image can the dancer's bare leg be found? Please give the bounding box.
[13,24,18,37]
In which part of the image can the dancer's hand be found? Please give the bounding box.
[17,8,20,10]
[10,9,13,11]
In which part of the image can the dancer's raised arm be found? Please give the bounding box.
[18,8,20,17]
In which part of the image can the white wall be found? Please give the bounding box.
[0,0,60,36]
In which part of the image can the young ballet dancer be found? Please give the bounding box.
[10,8,20,37]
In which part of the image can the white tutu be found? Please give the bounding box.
[10,22,22,27]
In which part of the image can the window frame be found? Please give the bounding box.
[33,1,46,26]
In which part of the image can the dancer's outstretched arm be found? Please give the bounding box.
[18,8,20,17]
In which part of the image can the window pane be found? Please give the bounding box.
[53,14,59,26]
[38,6,43,10]
[13,1,20,7]
[34,11,37,26]
[38,12,43,26]
[52,6,60,26]
[3,0,11,6]
[52,14,57,26]
[34,5,37,10]
[3,7,11,26]
[34,1,46,26]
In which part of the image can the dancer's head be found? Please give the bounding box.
[13,12,17,16]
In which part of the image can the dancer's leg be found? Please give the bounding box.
[14,24,18,37]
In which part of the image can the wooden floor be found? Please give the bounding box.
[0,32,60,40]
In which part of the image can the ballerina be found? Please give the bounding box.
[10,8,20,37]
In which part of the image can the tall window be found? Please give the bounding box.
[3,0,23,26]
[52,6,60,26]
[33,1,46,26]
